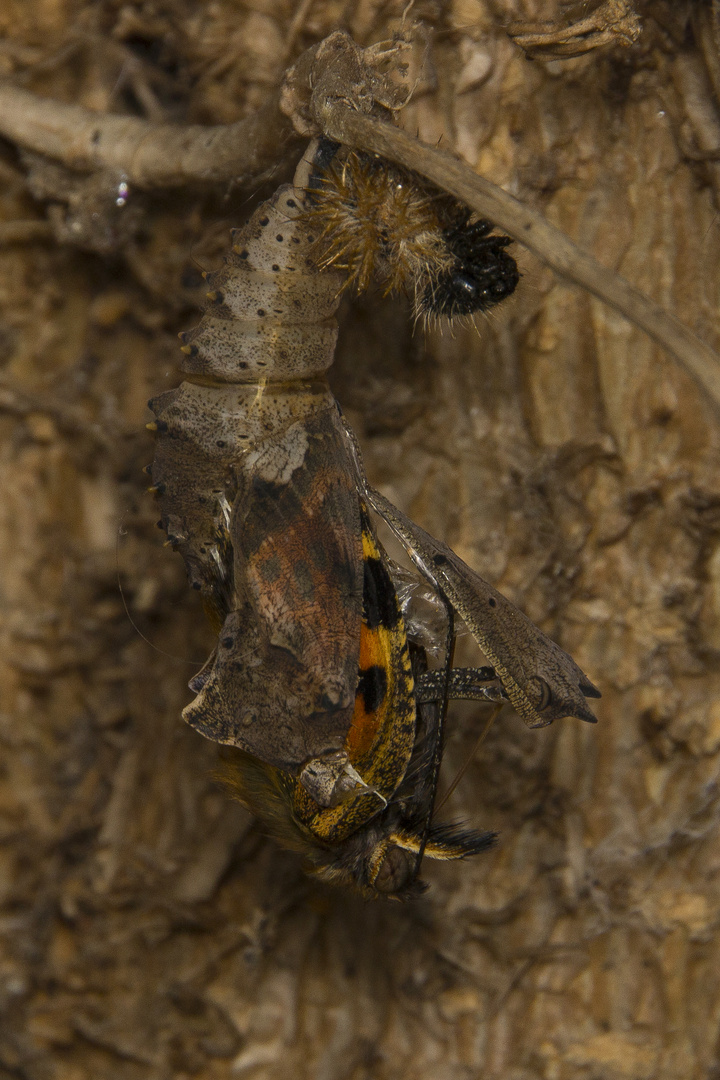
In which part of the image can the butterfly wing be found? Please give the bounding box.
[366,488,600,728]
[182,404,365,772]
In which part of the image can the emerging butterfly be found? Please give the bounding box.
[147,137,599,897]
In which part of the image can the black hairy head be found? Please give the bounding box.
[419,213,520,320]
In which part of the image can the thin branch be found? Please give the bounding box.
[284,0,316,60]
[3,30,719,411]
[316,104,720,411]
[507,0,641,60]
[0,81,301,189]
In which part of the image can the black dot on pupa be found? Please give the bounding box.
[257,309,266,317]
[259,217,269,226]
[276,234,283,242]
[221,637,234,649]
[488,597,497,608]
[433,554,447,566]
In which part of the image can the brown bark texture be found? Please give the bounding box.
[0,1,719,1078]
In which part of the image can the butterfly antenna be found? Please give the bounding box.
[116,514,202,666]
[434,702,501,813]
[412,598,456,881]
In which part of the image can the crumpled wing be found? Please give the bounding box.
[366,487,600,728]
[183,407,364,771]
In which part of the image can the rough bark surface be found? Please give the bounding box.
[0,2,719,1078]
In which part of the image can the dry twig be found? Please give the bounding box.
[281,31,720,411]
[1,31,719,412]
[321,106,720,410]
[507,0,642,60]
[0,80,300,188]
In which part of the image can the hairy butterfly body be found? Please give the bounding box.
[305,147,520,321]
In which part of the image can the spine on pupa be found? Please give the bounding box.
[147,144,346,611]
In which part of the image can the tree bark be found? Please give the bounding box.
[0,2,719,1079]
